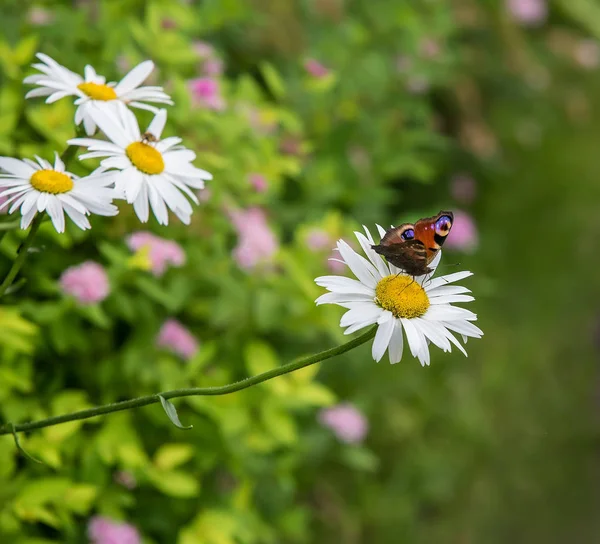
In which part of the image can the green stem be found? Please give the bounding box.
[0,326,376,436]
[0,213,44,298]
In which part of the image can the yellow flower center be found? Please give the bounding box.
[30,169,74,194]
[375,274,430,319]
[125,142,165,175]
[77,82,118,101]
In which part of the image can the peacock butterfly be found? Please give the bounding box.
[371,211,453,276]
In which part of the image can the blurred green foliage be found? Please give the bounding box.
[0,0,599,543]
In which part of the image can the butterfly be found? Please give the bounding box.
[371,211,453,276]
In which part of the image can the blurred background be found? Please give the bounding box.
[0,0,599,542]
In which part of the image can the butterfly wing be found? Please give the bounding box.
[372,237,429,276]
[371,211,454,275]
[413,211,453,264]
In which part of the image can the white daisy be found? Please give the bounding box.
[315,226,483,366]
[68,104,212,225]
[0,153,118,233]
[24,53,173,135]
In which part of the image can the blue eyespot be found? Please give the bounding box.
[401,229,415,240]
[435,216,452,234]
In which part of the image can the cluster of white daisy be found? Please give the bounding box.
[315,226,483,366]
[0,53,212,233]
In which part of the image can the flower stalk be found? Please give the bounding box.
[0,212,44,298]
[0,326,376,436]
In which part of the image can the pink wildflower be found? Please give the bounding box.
[192,41,215,59]
[157,319,199,361]
[230,207,278,270]
[306,229,332,251]
[203,58,224,76]
[574,40,600,69]
[28,7,54,25]
[60,261,109,305]
[506,0,547,26]
[197,187,212,202]
[406,76,430,95]
[88,516,141,544]
[445,210,478,252]
[126,232,185,277]
[160,17,177,29]
[188,77,225,111]
[304,59,330,78]
[248,173,268,193]
[114,471,137,490]
[419,38,441,59]
[395,55,413,73]
[319,403,368,444]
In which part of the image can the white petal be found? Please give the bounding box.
[147,182,169,225]
[25,87,54,98]
[337,239,378,289]
[36,192,49,212]
[426,271,473,290]
[156,137,182,152]
[114,60,154,94]
[62,203,91,230]
[413,318,451,352]
[90,105,132,147]
[315,292,374,305]
[46,195,65,233]
[440,320,483,338]
[388,321,404,364]
[114,101,140,141]
[340,303,382,328]
[372,314,395,362]
[354,231,389,278]
[53,152,65,172]
[315,275,374,296]
[429,294,475,305]
[0,157,35,178]
[122,169,144,202]
[83,113,96,135]
[427,285,472,297]
[439,328,468,357]
[20,191,40,215]
[20,206,37,229]
[424,304,477,322]
[146,109,167,139]
[132,182,149,222]
[401,318,430,366]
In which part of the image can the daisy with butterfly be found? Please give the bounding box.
[315,212,482,366]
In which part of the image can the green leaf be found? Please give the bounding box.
[62,484,98,515]
[244,340,279,376]
[259,62,286,99]
[154,443,195,470]
[159,396,193,430]
[11,427,43,465]
[260,402,297,445]
[292,383,336,407]
[15,478,71,506]
[135,276,177,310]
[146,467,200,498]
[13,35,39,65]
[340,447,380,472]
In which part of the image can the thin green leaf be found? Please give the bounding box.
[158,396,193,430]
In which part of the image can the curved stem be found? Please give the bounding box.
[0,326,376,436]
